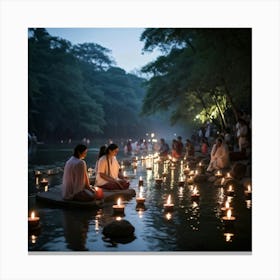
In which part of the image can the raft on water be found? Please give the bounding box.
[36,185,136,209]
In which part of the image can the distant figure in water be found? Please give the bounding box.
[95,143,130,190]
[62,144,96,201]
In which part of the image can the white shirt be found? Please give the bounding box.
[95,155,120,186]
[62,156,87,199]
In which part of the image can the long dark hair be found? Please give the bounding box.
[105,143,118,154]
[98,145,107,159]
[73,144,87,158]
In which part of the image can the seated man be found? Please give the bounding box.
[95,143,130,190]
[62,144,96,201]
[207,137,230,172]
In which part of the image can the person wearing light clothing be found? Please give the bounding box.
[207,137,230,172]
[95,143,130,190]
[62,144,96,201]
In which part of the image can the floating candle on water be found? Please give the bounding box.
[28,211,40,228]
[221,200,233,214]
[191,186,200,200]
[164,195,174,212]
[222,209,236,228]
[244,184,252,199]
[226,172,232,179]
[136,188,145,205]
[226,184,235,196]
[224,232,234,242]
[113,198,125,215]
[215,170,223,177]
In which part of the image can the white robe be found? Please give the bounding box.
[207,143,230,171]
[62,156,88,199]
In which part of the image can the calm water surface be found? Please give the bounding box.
[28,144,252,252]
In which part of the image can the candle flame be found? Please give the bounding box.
[31,211,35,219]
[225,201,230,208]
[227,209,232,219]
[248,185,251,192]
[167,195,171,205]
[228,185,233,191]
[117,198,121,206]
[139,176,142,181]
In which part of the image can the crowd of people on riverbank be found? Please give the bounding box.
[61,110,251,203]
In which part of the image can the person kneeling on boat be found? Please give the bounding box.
[95,143,130,190]
[62,144,96,202]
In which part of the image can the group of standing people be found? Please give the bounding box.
[62,143,130,202]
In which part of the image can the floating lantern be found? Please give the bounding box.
[138,176,143,187]
[28,211,40,228]
[221,200,233,214]
[244,184,252,199]
[191,186,200,200]
[222,209,236,228]
[40,178,48,188]
[136,188,145,205]
[113,198,125,215]
[226,172,232,179]
[226,184,235,196]
[215,170,223,178]
[164,195,174,212]
[224,232,234,242]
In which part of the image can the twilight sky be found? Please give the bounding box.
[46,28,161,73]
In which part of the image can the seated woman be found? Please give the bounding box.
[62,144,96,201]
[207,137,230,172]
[95,143,130,190]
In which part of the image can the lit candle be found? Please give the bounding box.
[226,172,232,179]
[191,186,200,200]
[164,195,174,212]
[222,209,236,228]
[28,211,40,228]
[222,209,236,221]
[221,200,233,214]
[136,188,145,205]
[113,198,125,215]
[215,170,223,178]
[244,184,252,199]
[226,185,235,196]
[224,232,234,242]
[123,170,128,179]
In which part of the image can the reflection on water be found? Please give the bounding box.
[28,145,252,252]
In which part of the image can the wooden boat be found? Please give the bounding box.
[36,185,136,209]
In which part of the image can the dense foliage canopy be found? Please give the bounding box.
[28,28,158,143]
[140,28,252,131]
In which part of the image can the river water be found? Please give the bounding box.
[28,144,251,252]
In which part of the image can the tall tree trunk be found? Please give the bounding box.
[196,89,220,128]
[211,90,227,130]
[222,77,239,122]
